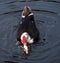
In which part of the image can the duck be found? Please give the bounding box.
[16,6,40,55]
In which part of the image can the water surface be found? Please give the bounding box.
[0,0,60,63]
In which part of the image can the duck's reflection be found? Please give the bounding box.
[4,61,18,63]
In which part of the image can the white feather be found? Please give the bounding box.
[21,32,28,40]
[20,32,34,44]
[28,13,33,16]
[22,16,25,18]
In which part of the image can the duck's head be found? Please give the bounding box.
[21,6,32,17]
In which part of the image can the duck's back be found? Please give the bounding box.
[17,15,39,43]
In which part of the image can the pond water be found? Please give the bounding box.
[0,0,60,63]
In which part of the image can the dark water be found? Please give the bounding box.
[0,0,60,63]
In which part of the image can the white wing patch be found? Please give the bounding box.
[20,32,34,44]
